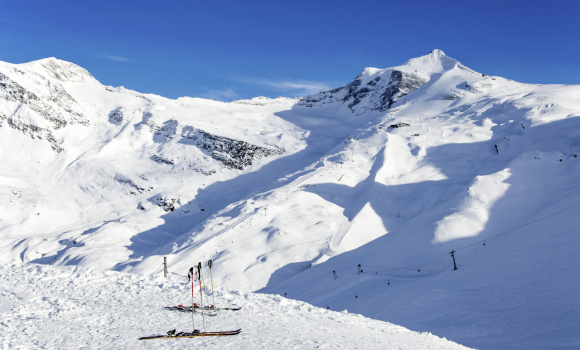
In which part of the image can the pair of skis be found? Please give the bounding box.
[140,260,241,340]
[139,328,241,340]
[163,304,242,312]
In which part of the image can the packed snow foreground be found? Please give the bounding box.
[1,50,579,349]
[0,263,470,349]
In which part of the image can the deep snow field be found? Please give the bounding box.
[1,50,579,349]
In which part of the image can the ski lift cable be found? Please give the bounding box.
[418,202,580,268]
[457,202,580,253]
[357,202,580,273]
[321,203,580,310]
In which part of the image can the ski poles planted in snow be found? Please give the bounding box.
[139,265,242,340]
[189,267,195,333]
[200,261,211,307]
[208,259,215,306]
[196,262,206,331]
[163,261,242,314]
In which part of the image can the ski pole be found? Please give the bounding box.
[197,262,206,332]
[190,267,195,333]
[200,262,211,308]
[208,259,215,306]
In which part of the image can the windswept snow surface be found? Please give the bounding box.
[0,264,471,349]
[1,50,580,349]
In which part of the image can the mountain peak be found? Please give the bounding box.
[399,49,464,75]
[429,48,446,57]
[21,57,99,84]
[356,50,465,83]
[299,50,481,113]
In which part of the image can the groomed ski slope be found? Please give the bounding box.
[0,263,471,350]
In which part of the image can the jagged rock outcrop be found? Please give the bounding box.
[6,118,63,152]
[136,110,284,170]
[150,155,174,165]
[300,69,428,113]
[299,50,487,113]
[181,126,283,170]
[0,61,90,152]
[114,175,152,195]
[108,107,125,124]
[0,70,88,129]
[149,195,180,212]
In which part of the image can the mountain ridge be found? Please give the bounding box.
[299,49,490,114]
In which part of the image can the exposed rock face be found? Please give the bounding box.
[6,118,64,152]
[299,69,428,113]
[1,57,287,175]
[377,70,428,110]
[114,175,152,195]
[0,73,67,151]
[150,155,174,166]
[0,64,89,152]
[135,111,284,170]
[0,72,38,103]
[387,122,411,130]
[0,72,88,129]
[108,107,124,124]
[143,116,178,143]
[441,92,463,100]
[149,195,180,212]
[181,126,283,170]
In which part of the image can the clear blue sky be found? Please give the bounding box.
[1,0,579,101]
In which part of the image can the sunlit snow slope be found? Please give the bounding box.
[1,50,579,349]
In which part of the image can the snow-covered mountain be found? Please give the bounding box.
[300,49,460,113]
[1,50,579,349]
